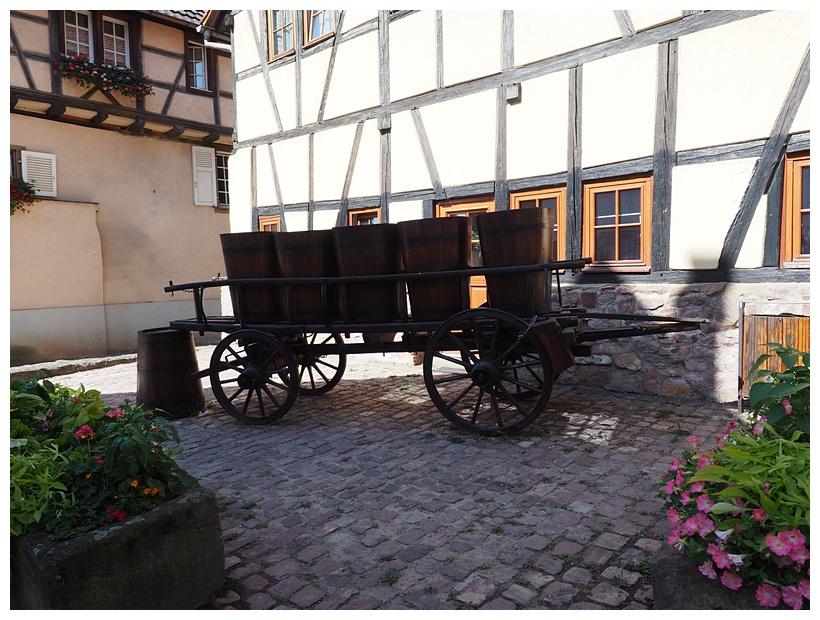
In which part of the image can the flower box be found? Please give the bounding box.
[10,487,224,610]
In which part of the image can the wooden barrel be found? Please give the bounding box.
[476,208,554,316]
[398,217,471,321]
[275,229,341,323]
[220,232,284,324]
[136,328,205,419]
[333,223,401,323]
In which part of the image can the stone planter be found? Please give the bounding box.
[11,487,224,609]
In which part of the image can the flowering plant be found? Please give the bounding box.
[10,376,197,540]
[747,343,809,441]
[56,53,154,99]
[660,422,810,609]
[11,176,38,215]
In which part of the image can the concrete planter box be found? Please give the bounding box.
[11,487,224,610]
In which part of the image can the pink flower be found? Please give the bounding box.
[664,478,675,495]
[753,422,764,436]
[715,529,731,545]
[765,534,791,557]
[720,571,742,591]
[668,457,680,471]
[783,399,792,415]
[699,561,717,579]
[762,481,770,493]
[797,580,810,599]
[684,513,715,537]
[679,491,691,505]
[752,508,767,523]
[696,453,713,470]
[781,586,804,610]
[708,544,732,569]
[696,494,714,513]
[689,480,705,493]
[755,584,781,607]
[106,408,124,418]
[90,455,105,465]
[667,508,681,527]
[788,544,809,565]
[675,470,684,487]
[686,436,702,449]
[781,529,806,548]
[70,396,79,403]
[667,529,684,551]
[75,424,95,439]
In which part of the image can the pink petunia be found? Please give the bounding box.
[685,512,715,537]
[683,517,700,537]
[752,508,767,523]
[690,480,706,493]
[783,399,792,415]
[699,561,717,580]
[664,478,676,495]
[106,408,125,418]
[755,584,781,607]
[686,436,702,449]
[696,453,713,470]
[715,529,731,545]
[720,571,742,591]
[781,586,804,610]
[765,534,791,557]
[797,580,810,600]
[753,422,764,436]
[781,529,806,548]
[696,494,714,513]
[667,508,681,527]
[788,544,809,565]
[709,545,733,569]
[675,470,684,487]
[680,491,691,505]
[667,529,684,551]
[668,457,680,471]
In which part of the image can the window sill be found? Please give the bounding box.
[582,264,651,274]
[781,260,810,269]
[187,86,213,95]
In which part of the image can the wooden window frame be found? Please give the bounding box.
[60,11,138,69]
[781,152,810,268]
[303,10,336,47]
[258,215,281,232]
[267,10,295,61]
[216,152,230,208]
[64,10,93,58]
[582,176,653,273]
[102,15,130,67]
[186,40,210,92]
[510,188,566,261]
[348,207,380,226]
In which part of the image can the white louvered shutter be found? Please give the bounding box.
[22,151,57,197]
[192,146,217,206]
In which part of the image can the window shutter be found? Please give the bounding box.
[192,146,217,206]
[22,151,57,197]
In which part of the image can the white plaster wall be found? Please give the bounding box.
[628,10,681,32]
[300,49,331,124]
[442,11,500,86]
[255,145,279,208]
[235,75,281,142]
[390,11,437,102]
[735,189,767,270]
[314,124,360,202]
[348,119,381,199]
[389,201,424,223]
[228,148,253,232]
[514,10,620,67]
[582,46,657,168]
[284,211,309,231]
[270,136,310,205]
[324,30,381,121]
[391,110,434,195]
[421,91,497,188]
[676,11,809,151]
[232,11,263,74]
[341,10,378,32]
[791,92,810,134]
[269,62,297,132]
[669,159,758,270]
[313,210,340,230]
[508,72,570,180]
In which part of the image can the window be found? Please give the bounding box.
[187,42,208,90]
[102,17,129,67]
[216,153,230,207]
[259,215,281,232]
[267,10,295,59]
[348,207,380,226]
[510,188,566,261]
[781,153,810,268]
[64,10,92,58]
[305,10,335,45]
[21,150,57,197]
[582,177,652,272]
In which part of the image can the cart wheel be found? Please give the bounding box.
[297,333,347,395]
[209,329,297,425]
[423,308,553,436]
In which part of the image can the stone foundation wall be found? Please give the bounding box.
[553,280,810,403]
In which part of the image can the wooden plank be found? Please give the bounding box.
[741,314,810,396]
[294,10,303,128]
[676,140,767,165]
[495,86,509,211]
[411,108,444,199]
[246,10,283,132]
[308,133,315,229]
[266,143,284,210]
[614,10,635,37]
[10,23,36,90]
[762,159,784,267]
[436,11,444,90]
[566,66,583,261]
[651,39,679,271]
[317,11,345,123]
[558,266,809,285]
[336,121,365,227]
[718,47,810,270]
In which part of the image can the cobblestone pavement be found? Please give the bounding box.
[40,347,740,611]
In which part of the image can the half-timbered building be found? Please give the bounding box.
[9,9,233,363]
[216,9,809,402]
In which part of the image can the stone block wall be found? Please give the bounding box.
[553,281,810,403]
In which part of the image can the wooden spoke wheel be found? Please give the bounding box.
[295,332,347,395]
[423,308,553,436]
[209,329,297,425]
